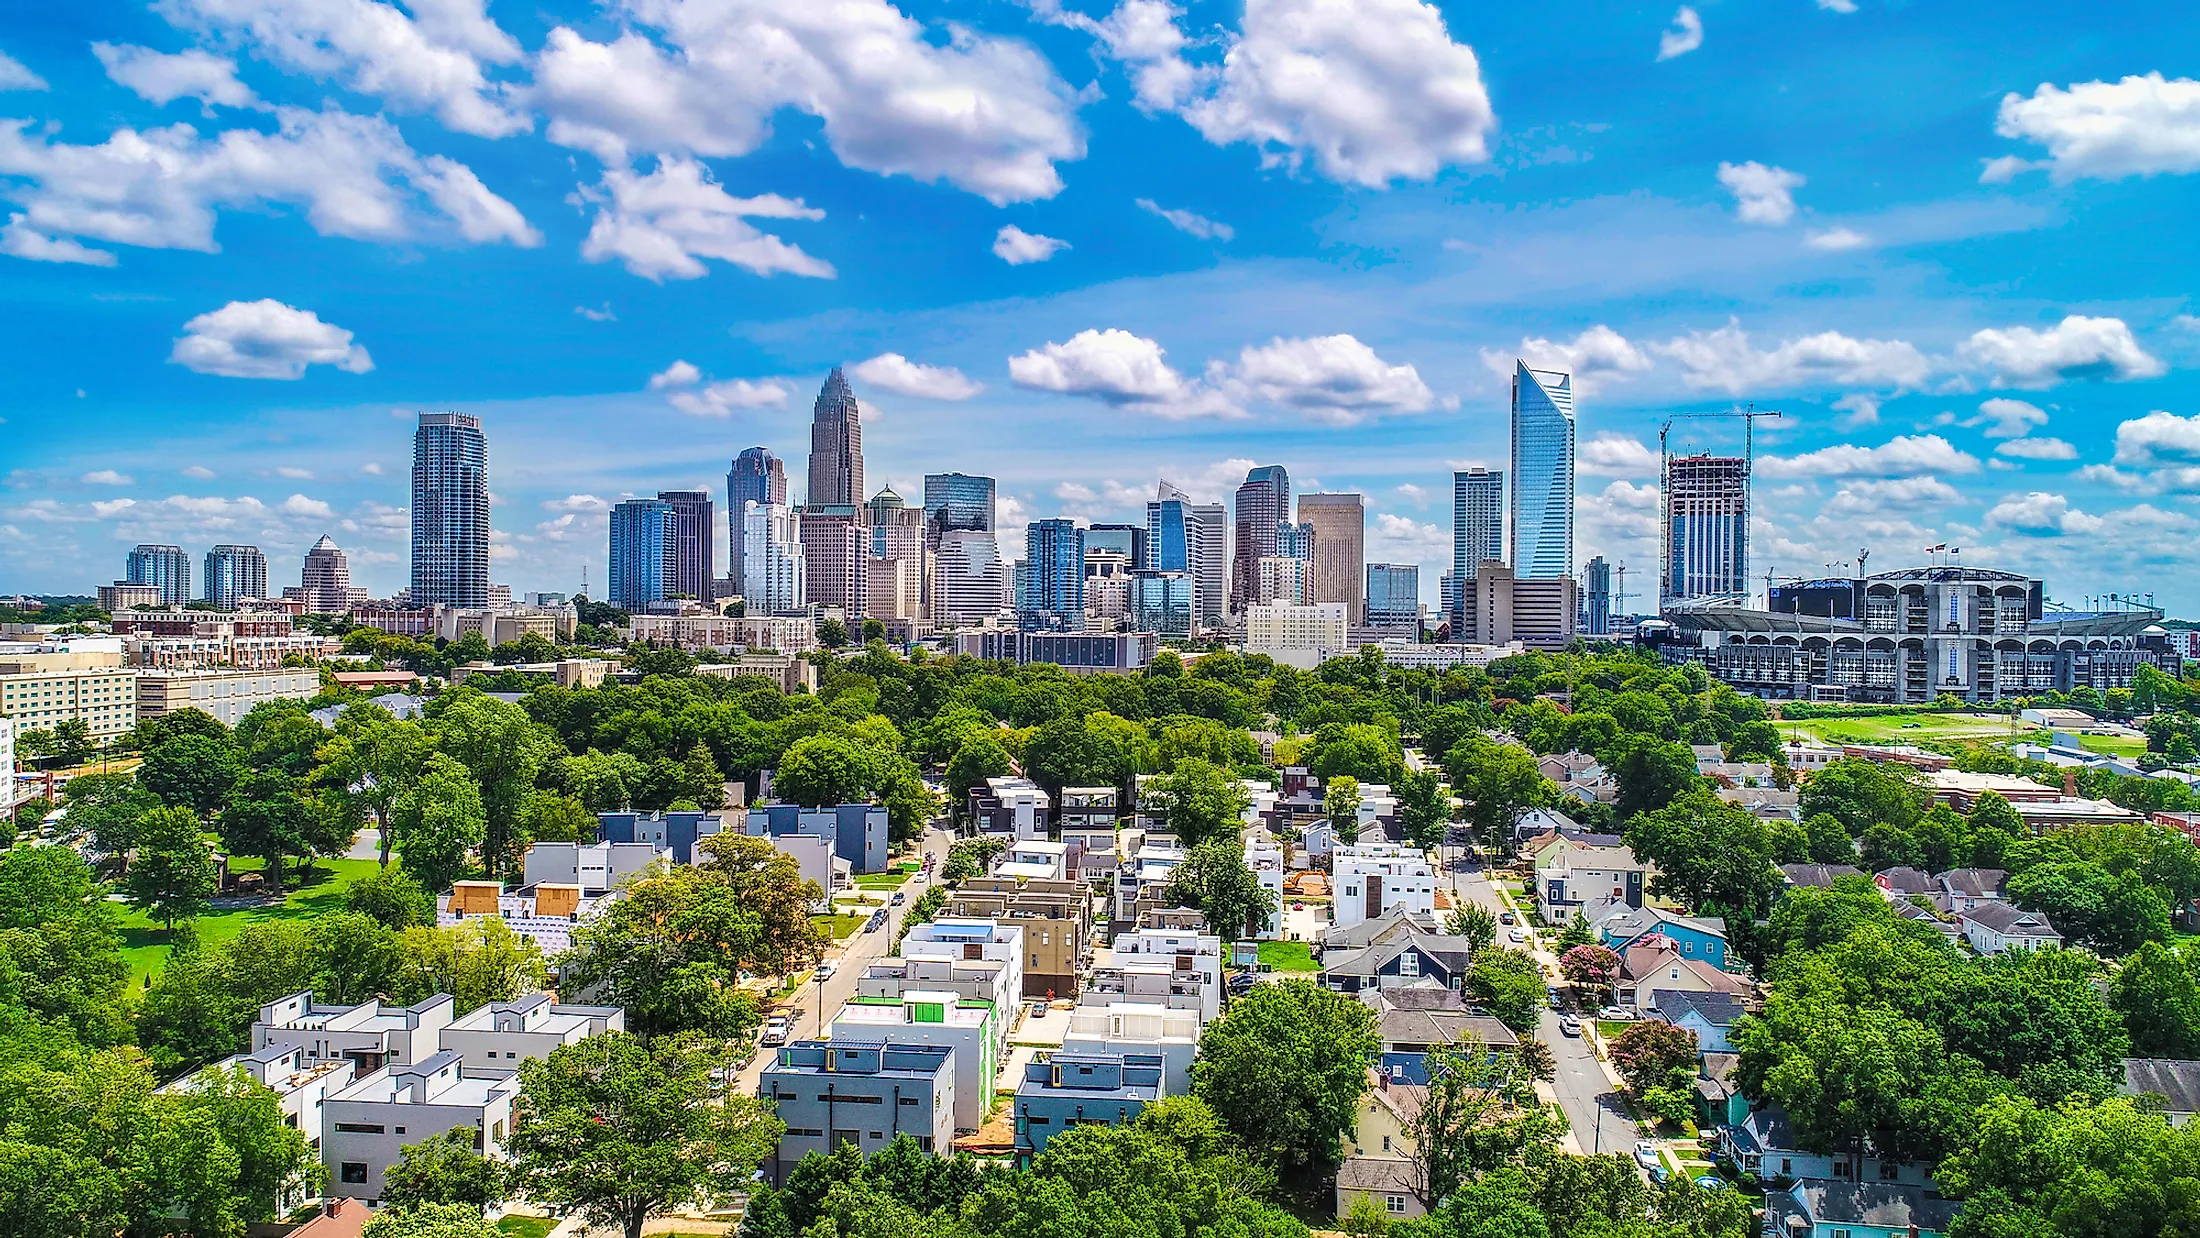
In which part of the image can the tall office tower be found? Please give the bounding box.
[1366,563,1421,630]
[1084,522,1147,570]
[1129,569,1194,638]
[1276,520,1316,561]
[1256,555,1310,605]
[806,368,865,507]
[1229,465,1291,614]
[1020,518,1085,631]
[1084,548,1133,625]
[1147,483,1223,632]
[203,544,268,609]
[1662,453,1749,604]
[1190,502,1225,628]
[608,498,676,608]
[935,530,1010,627]
[742,501,806,613]
[800,506,869,619]
[411,411,490,608]
[656,490,715,602]
[1583,555,1613,635]
[867,486,931,622]
[126,544,192,607]
[1451,467,1505,630]
[1510,361,1576,579]
[727,447,788,597]
[292,535,365,614]
[1297,493,1366,624]
[922,472,996,544]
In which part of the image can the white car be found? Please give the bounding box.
[1507,928,1529,943]
[760,1017,792,1047]
[815,961,837,981]
[1634,1141,1660,1170]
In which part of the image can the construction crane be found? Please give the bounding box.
[1659,404,1783,607]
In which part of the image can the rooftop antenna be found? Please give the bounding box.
[581,563,590,599]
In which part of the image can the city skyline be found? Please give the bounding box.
[3,4,2198,611]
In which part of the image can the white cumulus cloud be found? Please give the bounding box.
[2111,410,2200,467]
[1657,7,1702,61]
[93,44,259,110]
[1983,73,2200,184]
[1996,437,2078,461]
[576,157,831,281]
[530,0,1085,204]
[1717,161,1804,225]
[1806,226,1870,251]
[646,359,790,416]
[1655,320,1931,393]
[1958,315,2165,388]
[851,353,982,400]
[1481,325,1653,390]
[993,224,1068,264]
[1759,434,1979,479]
[1230,335,1432,423]
[0,215,117,266]
[1136,198,1233,240]
[1985,491,2103,536]
[1010,328,1212,411]
[0,50,47,92]
[1578,433,1659,477]
[1967,397,2049,439]
[81,470,133,486]
[170,299,373,379]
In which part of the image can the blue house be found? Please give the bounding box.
[1764,1180,1959,1238]
[747,803,890,873]
[761,1040,954,1184]
[1013,1052,1165,1163]
[1594,906,1730,971]
[596,809,727,864]
[1722,1106,1932,1187]
[1643,989,1744,1055]
[1368,988,1519,1085]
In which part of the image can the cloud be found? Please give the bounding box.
[359,462,384,475]
[154,0,527,138]
[543,494,612,513]
[1820,476,1961,519]
[1041,0,1197,112]
[92,43,259,109]
[993,224,1068,264]
[1009,328,1231,417]
[1655,320,1930,393]
[0,107,538,262]
[181,465,216,479]
[1578,433,1658,478]
[1370,512,1447,556]
[1136,198,1233,240]
[1966,397,2049,438]
[1996,437,2078,461]
[274,466,314,479]
[574,303,615,321]
[530,0,1084,205]
[1230,335,1432,422]
[1717,161,1804,225]
[1164,0,1497,187]
[1984,73,2200,183]
[646,359,790,416]
[1958,315,2165,387]
[170,300,373,379]
[1833,393,1881,426]
[1656,6,1702,61]
[575,157,831,281]
[0,215,118,266]
[1481,325,1653,390]
[1805,226,1869,251]
[81,470,133,486]
[279,493,334,518]
[0,50,47,92]
[1759,433,1979,479]
[1817,0,1858,11]
[851,353,982,400]
[2111,410,2200,467]
[1985,491,2103,536]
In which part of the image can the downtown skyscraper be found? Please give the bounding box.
[657,489,715,603]
[1149,482,1224,631]
[1020,518,1085,631]
[1297,493,1366,624]
[1662,453,1750,604]
[806,367,865,507]
[203,544,268,609]
[608,498,676,609]
[1451,467,1504,630]
[1229,464,1291,614]
[727,447,788,599]
[411,411,490,608]
[1510,362,1576,580]
[125,544,191,606]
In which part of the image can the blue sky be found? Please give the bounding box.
[2,0,2197,611]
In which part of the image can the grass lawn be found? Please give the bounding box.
[1786,713,2028,746]
[1256,940,1319,972]
[813,912,868,939]
[1597,1020,1633,1040]
[852,871,909,890]
[493,1217,558,1238]
[117,856,394,985]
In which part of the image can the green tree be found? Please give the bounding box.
[317,707,434,866]
[2008,860,2169,955]
[773,734,878,807]
[1193,979,1380,1176]
[216,770,312,892]
[517,789,594,844]
[314,911,406,1005]
[389,754,487,893]
[433,691,555,876]
[347,865,437,929]
[1445,903,1497,955]
[139,731,246,816]
[815,618,850,650]
[1326,774,1364,844]
[1936,1094,2200,1238]
[1464,948,1548,1034]
[1396,768,1452,851]
[945,734,1013,821]
[1606,735,1703,820]
[1623,789,1783,918]
[1402,1040,1561,1210]
[1444,735,1557,852]
[1141,757,1252,849]
[1608,1020,1698,1096]
[391,917,547,1014]
[1799,758,1928,835]
[508,1033,783,1238]
[2112,941,2200,1058]
[125,804,218,931]
[382,1129,509,1213]
[1163,840,1278,942]
[360,1202,502,1238]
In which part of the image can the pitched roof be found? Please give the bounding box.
[1336,1156,1419,1193]
[1646,988,1745,1026]
[2122,1057,2200,1115]
[1786,1181,1961,1230]
[1322,933,1475,979]
[1620,939,1753,994]
[1876,866,1935,895]
[1936,868,2009,898]
[1376,1007,1520,1051]
[1321,906,1441,951]
[1960,901,2060,937]
[1597,906,1728,942]
[1781,863,1866,888]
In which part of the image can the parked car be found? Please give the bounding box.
[815,961,837,981]
[1599,1005,1634,1021]
[1633,1141,1659,1170]
[761,1016,792,1047]
[1508,928,1529,943]
[1559,1016,1582,1037]
[1647,1165,1670,1185]
[1499,911,1516,925]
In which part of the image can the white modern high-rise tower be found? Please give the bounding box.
[1510,362,1575,579]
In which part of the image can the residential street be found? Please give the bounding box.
[1445,847,1642,1159]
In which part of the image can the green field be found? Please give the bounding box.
[494,1218,557,1238]
[1787,713,2149,758]
[116,856,394,985]
[814,912,868,939]
[1256,940,1319,972]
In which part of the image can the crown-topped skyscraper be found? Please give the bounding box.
[805,367,865,508]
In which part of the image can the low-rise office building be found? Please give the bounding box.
[761,1040,955,1183]
[1013,1052,1167,1163]
[0,647,138,739]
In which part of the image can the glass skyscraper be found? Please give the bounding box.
[1662,454,1749,604]
[923,472,996,542]
[1230,464,1290,614]
[1509,362,1576,579]
[806,368,865,507]
[608,498,676,608]
[727,447,788,598]
[1147,483,1221,629]
[1451,467,1504,629]
[126,544,192,606]
[411,412,490,608]
[1084,523,1146,569]
[203,544,268,609]
[1020,518,1085,631]
[657,489,714,602]
[1365,563,1421,629]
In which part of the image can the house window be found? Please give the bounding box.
[340,1163,368,1184]
[1779,1158,1792,1176]
[1400,952,1418,976]
[1386,1195,1408,1214]
[1381,1135,1392,1152]
[1880,1161,1900,1180]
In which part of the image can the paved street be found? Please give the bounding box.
[1445,848,1641,1159]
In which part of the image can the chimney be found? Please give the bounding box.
[2063,770,2078,797]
